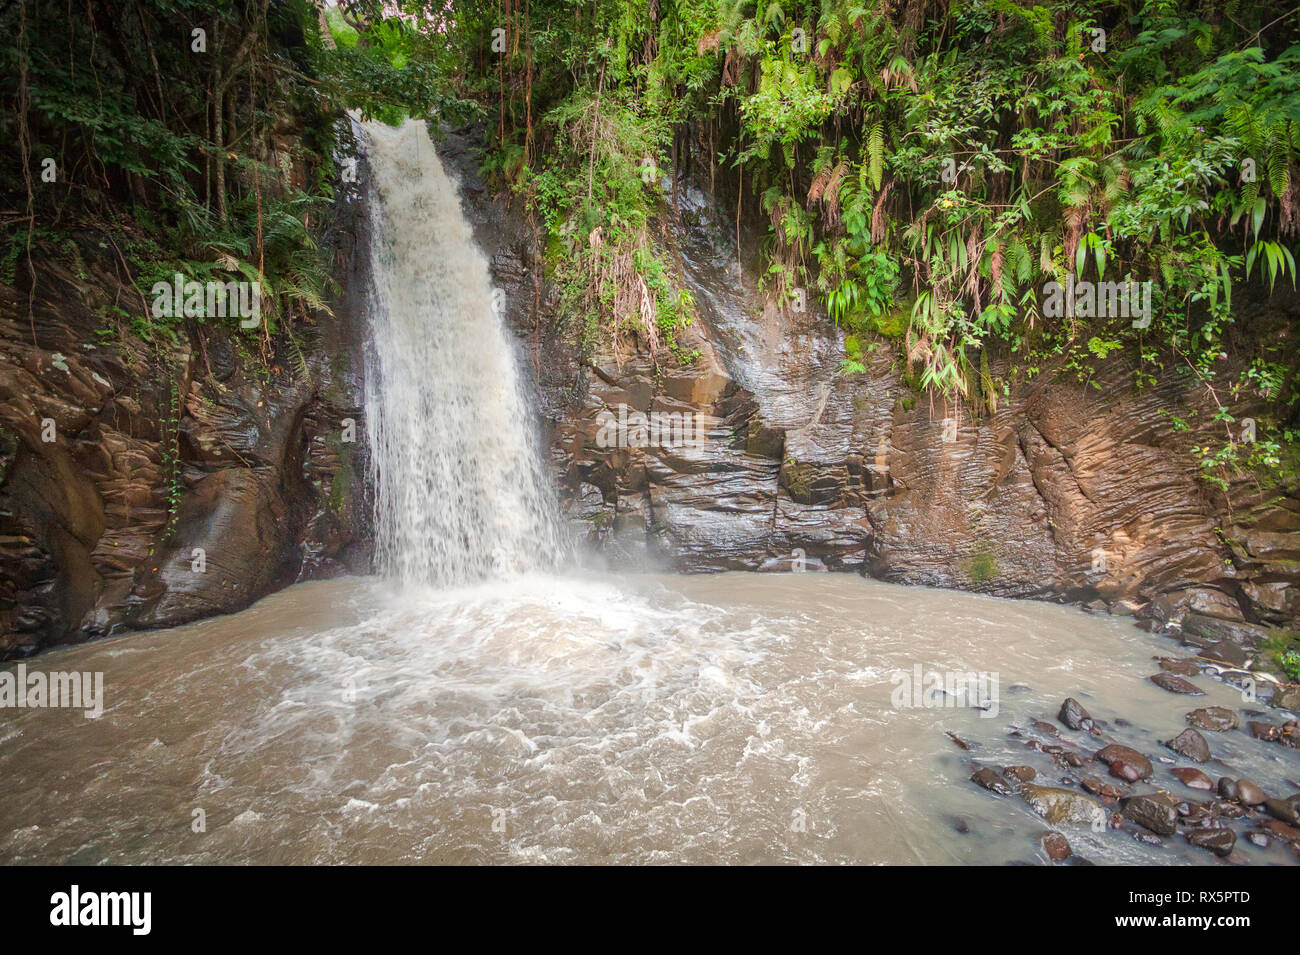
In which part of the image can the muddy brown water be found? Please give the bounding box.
[1,572,1295,865]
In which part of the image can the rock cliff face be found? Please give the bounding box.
[3,121,1296,661]
[439,124,1300,655]
[0,232,371,658]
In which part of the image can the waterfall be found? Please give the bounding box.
[359,118,565,586]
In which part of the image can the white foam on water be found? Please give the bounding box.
[360,118,565,586]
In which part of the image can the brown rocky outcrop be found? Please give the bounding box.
[0,241,370,656]
[440,123,1300,648]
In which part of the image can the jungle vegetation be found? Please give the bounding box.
[3,0,1299,486]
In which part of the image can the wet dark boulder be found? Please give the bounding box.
[1040,831,1072,861]
[1182,613,1270,650]
[1095,744,1153,781]
[1186,827,1236,857]
[1058,697,1093,731]
[1121,793,1180,836]
[1247,721,1280,741]
[1186,707,1240,732]
[1164,728,1211,762]
[971,768,1016,796]
[1149,672,1204,695]
[1233,778,1268,806]
[1265,799,1300,825]
[1172,767,1214,791]
[1258,818,1300,845]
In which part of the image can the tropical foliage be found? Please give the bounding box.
[4,0,1299,483]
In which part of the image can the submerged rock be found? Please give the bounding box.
[1157,657,1200,676]
[1031,719,1059,737]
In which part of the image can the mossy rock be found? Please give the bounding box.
[867,306,910,340]
[781,458,814,501]
[328,463,353,514]
[1260,630,1300,682]
[965,549,999,584]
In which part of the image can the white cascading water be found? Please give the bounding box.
[359,118,565,585]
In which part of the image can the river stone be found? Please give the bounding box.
[971,768,1015,796]
[1186,827,1236,857]
[1003,765,1037,783]
[1109,759,1145,782]
[1031,719,1059,737]
[1058,697,1092,731]
[1020,785,1104,827]
[1186,707,1239,731]
[1158,657,1200,676]
[1172,767,1214,790]
[1040,831,1071,861]
[1095,744,1153,780]
[1265,799,1300,825]
[1182,613,1269,648]
[1248,721,1280,741]
[1212,799,1249,819]
[1164,728,1210,762]
[1274,686,1300,711]
[1258,818,1300,844]
[1121,793,1180,835]
[1234,778,1267,806]
[1149,672,1204,695]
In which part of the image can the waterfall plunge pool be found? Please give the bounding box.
[1,572,1295,865]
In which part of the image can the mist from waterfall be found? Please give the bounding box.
[359,118,565,586]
